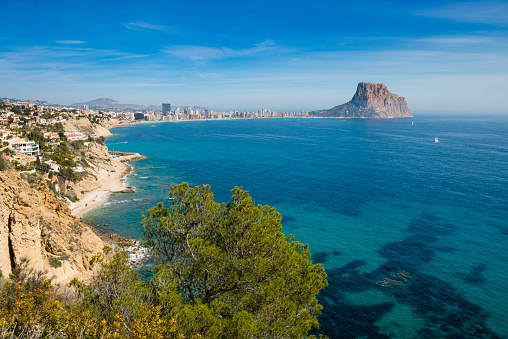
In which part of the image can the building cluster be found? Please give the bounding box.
[106,103,308,122]
[0,101,92,174]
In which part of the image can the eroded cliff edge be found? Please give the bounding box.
[0,170,104,285]
[310,82,413,118]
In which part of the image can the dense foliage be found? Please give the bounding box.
[142,183,328,338]
[0,256,192,339]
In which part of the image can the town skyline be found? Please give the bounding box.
[0,95,308,116]
[1,0,508,114]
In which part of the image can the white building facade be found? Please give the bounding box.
[11,140,39,156]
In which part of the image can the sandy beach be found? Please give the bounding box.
[69,153,144,218]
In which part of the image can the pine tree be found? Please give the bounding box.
[142,183,328,338]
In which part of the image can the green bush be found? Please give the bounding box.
[60,167,78,182]
[49,257,62,268]
[71,140,85,149]
[66,194,78,202]
[0,156,8,171]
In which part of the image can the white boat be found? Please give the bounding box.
[435,137,439,143]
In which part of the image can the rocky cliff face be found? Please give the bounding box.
[0,170,103,285]
[310,82,412,118]
[66,142,118,200]
[63,117,119,138]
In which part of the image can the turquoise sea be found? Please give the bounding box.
[84,116,508,338]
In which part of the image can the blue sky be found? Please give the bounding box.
[1,0,507,113]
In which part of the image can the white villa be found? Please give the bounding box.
[44,160,60,172]
[0,129,10,140]
[10,140,39,156]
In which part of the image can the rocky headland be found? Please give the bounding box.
[310,82,413,118]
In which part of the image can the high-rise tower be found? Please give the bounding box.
[162,103,171,116]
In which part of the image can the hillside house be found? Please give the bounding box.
[44,160,60,172]
[0,129,10,140]
[10,140,39,156]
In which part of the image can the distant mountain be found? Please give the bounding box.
[0,97,59,107]
[192,106,210,111]
[310,82,412,118]
[72,98,120,107]
[71,98,159,110]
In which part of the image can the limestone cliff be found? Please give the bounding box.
[63,117,119,138]
[66,141,119,200]
[0,170,103,285]
[310,82,412,118]
[65,140,143,201]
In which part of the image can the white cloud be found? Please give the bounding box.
[162,40,283,60]
[123,22,169,32]
[0,45,149,65]
[414,36,496,45]
[92,82,184,88]
[55,40,87,44]
[414,1,508,27]
[403,34,508,52]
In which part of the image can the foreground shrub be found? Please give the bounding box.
[142,183,328,338]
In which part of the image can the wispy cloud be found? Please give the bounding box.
[0,45,152,85]
[406,34,508,48]
[123,22,169,32]
[3,45,150,63]
[162,40,285,60]
[414,36,495,45]
[55,40,87,44]
[92,82,184,88]
[414,1,508,27]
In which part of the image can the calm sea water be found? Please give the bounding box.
[84,116,508,338]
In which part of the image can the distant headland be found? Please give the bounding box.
[310,82,413,118]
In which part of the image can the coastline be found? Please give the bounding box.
[114,116,316,127]
[69,129,145,218]
[114,115,411,128]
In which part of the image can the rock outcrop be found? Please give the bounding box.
[0,170,104,285]
[63,117,119,138]
[310,82,412,118]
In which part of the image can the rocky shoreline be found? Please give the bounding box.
[85,222,149,268]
